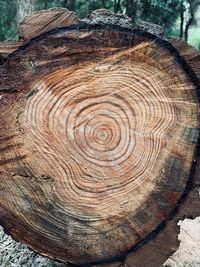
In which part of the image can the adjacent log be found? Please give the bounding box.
[0,10,200,267]
[0,40,23,57]
[170,38,200,81]
[18,8,78,40]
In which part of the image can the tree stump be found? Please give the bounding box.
[0,9,200,267]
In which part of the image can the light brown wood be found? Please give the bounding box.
[0,10,200,267]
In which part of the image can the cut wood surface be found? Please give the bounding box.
[0,9,200,267]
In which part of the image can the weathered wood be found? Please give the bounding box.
[18,8,78,40]
[170,38,200,80]
[0,40,23,58]
[0,9,200,267]
[0,8,78,61]
[125,221,180,267]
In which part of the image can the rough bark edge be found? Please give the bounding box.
[81,9,165,38]
[0,8,164,60]
[134,20,164,37]
[81,9,133,29]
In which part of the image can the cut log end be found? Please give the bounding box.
[0,9,200,267]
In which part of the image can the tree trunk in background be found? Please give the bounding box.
[179,2,184,38]
[114,0,121,13]
[88,0,94,14]
[62,0,68,8]
[184,0,194,42]
[68,0,76,11]
[17,0,35,24]
[126,0,142,23]
[101,0,107,9]
[126,0,134,19]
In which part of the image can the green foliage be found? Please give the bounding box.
[141,0,182,35]
[0,0,17,40]
[76,0,88,18]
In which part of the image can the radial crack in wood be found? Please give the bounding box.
[0,22,200,266]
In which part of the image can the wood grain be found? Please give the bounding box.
[0,40,23,65]
[18,8,78,40]
[0,23,199,266]
[0,41,23,57]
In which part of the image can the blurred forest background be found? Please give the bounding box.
[0,0,200,49]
